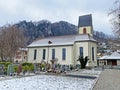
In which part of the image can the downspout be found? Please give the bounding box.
[73,44,75,66]
[88,41,90,66]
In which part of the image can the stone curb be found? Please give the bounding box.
[0,74,35,81]
[90,70,103,90]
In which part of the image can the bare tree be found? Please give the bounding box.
[108,0,120,38]
[0,28,5,61]
[0,25,27,62]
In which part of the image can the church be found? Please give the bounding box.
[27,14,97,67]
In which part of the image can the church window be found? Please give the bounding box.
[43,49,46,60]
[62,48,66,60]
[92,47,94,61]
[79,47,83,57]
[52,49,55,59]
[34,49,37,60]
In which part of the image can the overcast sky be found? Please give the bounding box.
[0,0,115,34]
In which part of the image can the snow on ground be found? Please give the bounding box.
[67,69,102,77]
[80,69,102,77]
[0,70,101,90]
[0,76,13,81]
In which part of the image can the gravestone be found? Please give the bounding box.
[0,65,4,75]
[7,64,14,76]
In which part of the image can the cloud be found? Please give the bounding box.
[0,0,22,14]
[92,11,112,34]
[0,0,114,34]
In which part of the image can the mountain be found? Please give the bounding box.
[14,20,111,45]
[15,20,78,44]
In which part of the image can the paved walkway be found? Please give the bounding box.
[93,69,120,90]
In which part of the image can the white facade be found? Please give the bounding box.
[28,45,73,65]
[27,34,97,66]
[27,14,97,67]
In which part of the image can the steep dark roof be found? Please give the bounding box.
[78,14,93,27]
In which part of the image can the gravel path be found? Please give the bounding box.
[93,69,120,90]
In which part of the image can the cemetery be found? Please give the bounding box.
[0,61,76,76]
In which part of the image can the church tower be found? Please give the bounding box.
[78,14,93,36]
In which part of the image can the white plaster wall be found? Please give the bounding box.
[28,41,97,66]
[117,60,120,65]
[73,42,89,65]
[28,46,73,65]
[88,41,97,66]
[73,41,97,66]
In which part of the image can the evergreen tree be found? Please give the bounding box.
[77,56,89,69]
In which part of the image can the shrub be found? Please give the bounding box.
[14,65,18,72]
[41,64,45,71]
[22,62,34,72]
[22,62,32,66]
[22,65,29,72]
[0,62,12,75]
[29,64,34,71]
[57,64,61,69]
[4,67,7,75]
[0,62,12,67]
[70,65,74,70]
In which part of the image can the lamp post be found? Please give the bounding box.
[47,41,52,70]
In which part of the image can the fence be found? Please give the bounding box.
[94,65,120,70]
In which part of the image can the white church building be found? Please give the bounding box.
[27,14,97,67]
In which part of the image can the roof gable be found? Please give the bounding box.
[99,52,120,60]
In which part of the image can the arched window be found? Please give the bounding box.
[83,28,87,34]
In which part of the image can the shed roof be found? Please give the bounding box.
[28,34,96,47]
[99,55,108,60]
[107,52,120,59]
[99,52,120,60]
